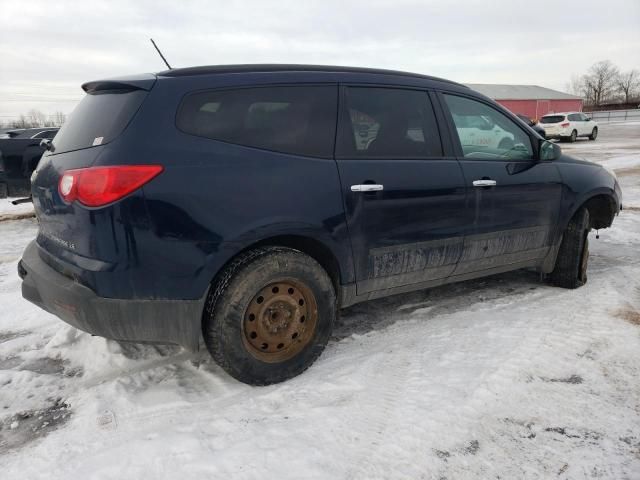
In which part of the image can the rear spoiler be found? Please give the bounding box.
[82,73,157,93]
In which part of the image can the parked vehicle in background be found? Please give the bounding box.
[19,65,621,385]
[450,112,517,151]
[516,113,546,138]
[0,128,58,197]
[540,112,598,142]
[0,128,59,140]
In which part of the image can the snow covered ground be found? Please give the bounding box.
[0,198,35,218]
[1,124,639,479]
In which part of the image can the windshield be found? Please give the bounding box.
[51,89,147,154]
[540,115,566,124]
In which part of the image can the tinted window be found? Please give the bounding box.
[336,87,442,158]
[177,86,338,158]
[33,130,57,139]
[52,89,147,154]
[444,94,533,160]
[568,113,581,121]
[540,115,566,124]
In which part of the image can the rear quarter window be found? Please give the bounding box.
[52,89,147,154]
[176,85,338,158]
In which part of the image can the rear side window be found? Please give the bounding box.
[336,87,442,158]
[177,85,338,158]
[568,113,581,121]
[52,89,147,154]
[540,115,565,124]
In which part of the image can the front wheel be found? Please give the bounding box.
[589,127,598,141]
[549,208,590,289]
[203,247,336,385]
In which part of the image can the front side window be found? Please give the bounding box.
[337,87,442,158]
[177,85,338,158]
[444,94,533,160]
[568,113,581,121]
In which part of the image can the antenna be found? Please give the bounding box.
[150,38,172,70]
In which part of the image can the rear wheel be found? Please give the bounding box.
[203,247,336,385]
[568,129,578,143]
[589,127,598,141]
[549,208,590,289]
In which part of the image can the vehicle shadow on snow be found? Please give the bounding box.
[333,269,542,341]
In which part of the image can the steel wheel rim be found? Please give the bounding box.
[242,279,318,363]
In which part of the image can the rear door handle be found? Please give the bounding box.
[351,184,384,192]
[472,179,497,187]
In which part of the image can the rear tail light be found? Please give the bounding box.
[560,122,570,127]
[58,165,163,207]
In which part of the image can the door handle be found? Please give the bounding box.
[472,179,497,187]
[351,184,384,192]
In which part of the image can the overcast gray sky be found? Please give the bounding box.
[1,0,638,119]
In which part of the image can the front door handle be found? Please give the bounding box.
[351,184,384,192]
[472,179,497,187]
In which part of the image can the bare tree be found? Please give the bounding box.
[583,60,620,107]
[565,74,585,96]
[26,109,48,127]
[52,111,67,127]
[617,70,640,105]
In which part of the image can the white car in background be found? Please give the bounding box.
[539,112,598,142]
[451,114,515,151]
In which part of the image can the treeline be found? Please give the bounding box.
[1,109,66,129]
[567,61,640,109]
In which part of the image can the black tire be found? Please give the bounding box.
[202,247,336,385]
[589,127,598,141]
[549,208,590,289]
[568,130,577,143]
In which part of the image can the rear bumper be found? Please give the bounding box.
[19,240,203,351]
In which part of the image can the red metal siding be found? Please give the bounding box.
[496,99,583,121]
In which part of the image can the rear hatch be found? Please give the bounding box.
[540,115,566,134]
[31,74,155,268]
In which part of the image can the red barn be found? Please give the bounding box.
[466,84,583,121]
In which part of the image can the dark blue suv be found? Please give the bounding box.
[19,65,622,384]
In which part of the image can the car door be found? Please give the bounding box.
[439,93,562,275]
[567,113,582,135]
[335,86,470,295]
[581,113,595,134]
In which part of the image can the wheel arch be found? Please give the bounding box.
[581,193,618,229]
[563,192,618,232]
[251,234,343,294]
[206,233,349,308]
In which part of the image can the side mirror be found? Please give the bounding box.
[539,140,561,161]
